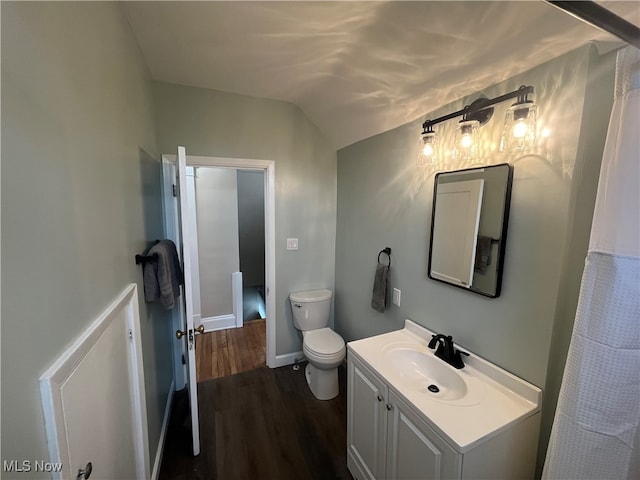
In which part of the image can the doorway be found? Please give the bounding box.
[162,154,276,391]
[191,166,267,382]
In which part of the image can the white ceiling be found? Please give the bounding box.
[122,1,639,149]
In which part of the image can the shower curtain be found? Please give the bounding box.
[542,46,640,480]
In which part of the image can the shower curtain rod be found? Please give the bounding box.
[545,1,640,49]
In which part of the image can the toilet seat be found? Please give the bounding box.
[304,344,346,362]
[303,328,345,356]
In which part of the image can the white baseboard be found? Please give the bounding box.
[201,314,236,332]
[151,380,175,480]
[270,350,305,368]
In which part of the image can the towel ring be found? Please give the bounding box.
[378,247,391,267]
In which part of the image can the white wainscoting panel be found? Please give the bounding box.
[40,284,149,479]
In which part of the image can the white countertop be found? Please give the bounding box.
[347,319,542,453]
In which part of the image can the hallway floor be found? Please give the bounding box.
[158,365,352,480]
[195,319,266,382]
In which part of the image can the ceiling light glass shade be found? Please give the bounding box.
[500,102,537,152]
[453,120,480,160]
[418,131,437,166]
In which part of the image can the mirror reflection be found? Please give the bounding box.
[428,163,513,298]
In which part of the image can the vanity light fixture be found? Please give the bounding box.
[419,85,536,164]
[500,89,537,153]
[453,119,480,160]
[419,125,437,165]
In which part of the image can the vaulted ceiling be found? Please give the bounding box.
[122,1,639,149]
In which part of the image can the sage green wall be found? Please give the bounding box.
[152,82,337,355]
[335,43,612,419]
[1,2,172,474]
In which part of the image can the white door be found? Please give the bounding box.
[176,145,201,456]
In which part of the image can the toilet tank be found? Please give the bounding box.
[289,289,332,331]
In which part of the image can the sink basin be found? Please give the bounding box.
[384,346,469,401]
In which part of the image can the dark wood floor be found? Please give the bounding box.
[195,319,266,382]
[159,364,352,480]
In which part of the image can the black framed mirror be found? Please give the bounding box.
[428,163,513,298]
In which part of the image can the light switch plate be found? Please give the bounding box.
[286,238,299,250]
[393,288,401,306]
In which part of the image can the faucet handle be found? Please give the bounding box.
[450,348,470,369]
[428,333,446,349]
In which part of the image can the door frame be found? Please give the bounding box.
[162,153,277,369]
[161,158,187,390]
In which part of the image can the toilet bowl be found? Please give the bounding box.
[290,289,345,400]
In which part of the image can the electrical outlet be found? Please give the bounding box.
[393,288,401,306]
[286,238,299,250]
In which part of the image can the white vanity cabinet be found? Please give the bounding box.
[346,320,542,480]
[347,354,460,480]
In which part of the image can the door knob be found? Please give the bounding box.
[377,395,383,402]
[386,404,393,411]
[176,330,185,339]
[195,325,205,334]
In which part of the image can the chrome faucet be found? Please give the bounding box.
[428,334,468,369]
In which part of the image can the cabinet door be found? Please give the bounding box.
[347,356,388,480]
[386,391,461,480]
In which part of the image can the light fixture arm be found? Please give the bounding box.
[422,85,534,132]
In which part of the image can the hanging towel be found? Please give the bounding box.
[371,249,391,313]
[143,240,184,310]
[371,264,389,312]
[474,235,493,271]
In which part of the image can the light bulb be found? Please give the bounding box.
[512,120,528,138]
[500,102,537,153]
[418,130,437,166]
[453,120,479,160]
[460,132,473,148]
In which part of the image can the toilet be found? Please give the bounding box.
[290,289,345,400]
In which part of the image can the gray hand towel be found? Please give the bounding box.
[143,240,184,310]
[371,264,389,313]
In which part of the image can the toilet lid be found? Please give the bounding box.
[304,328,344,354]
